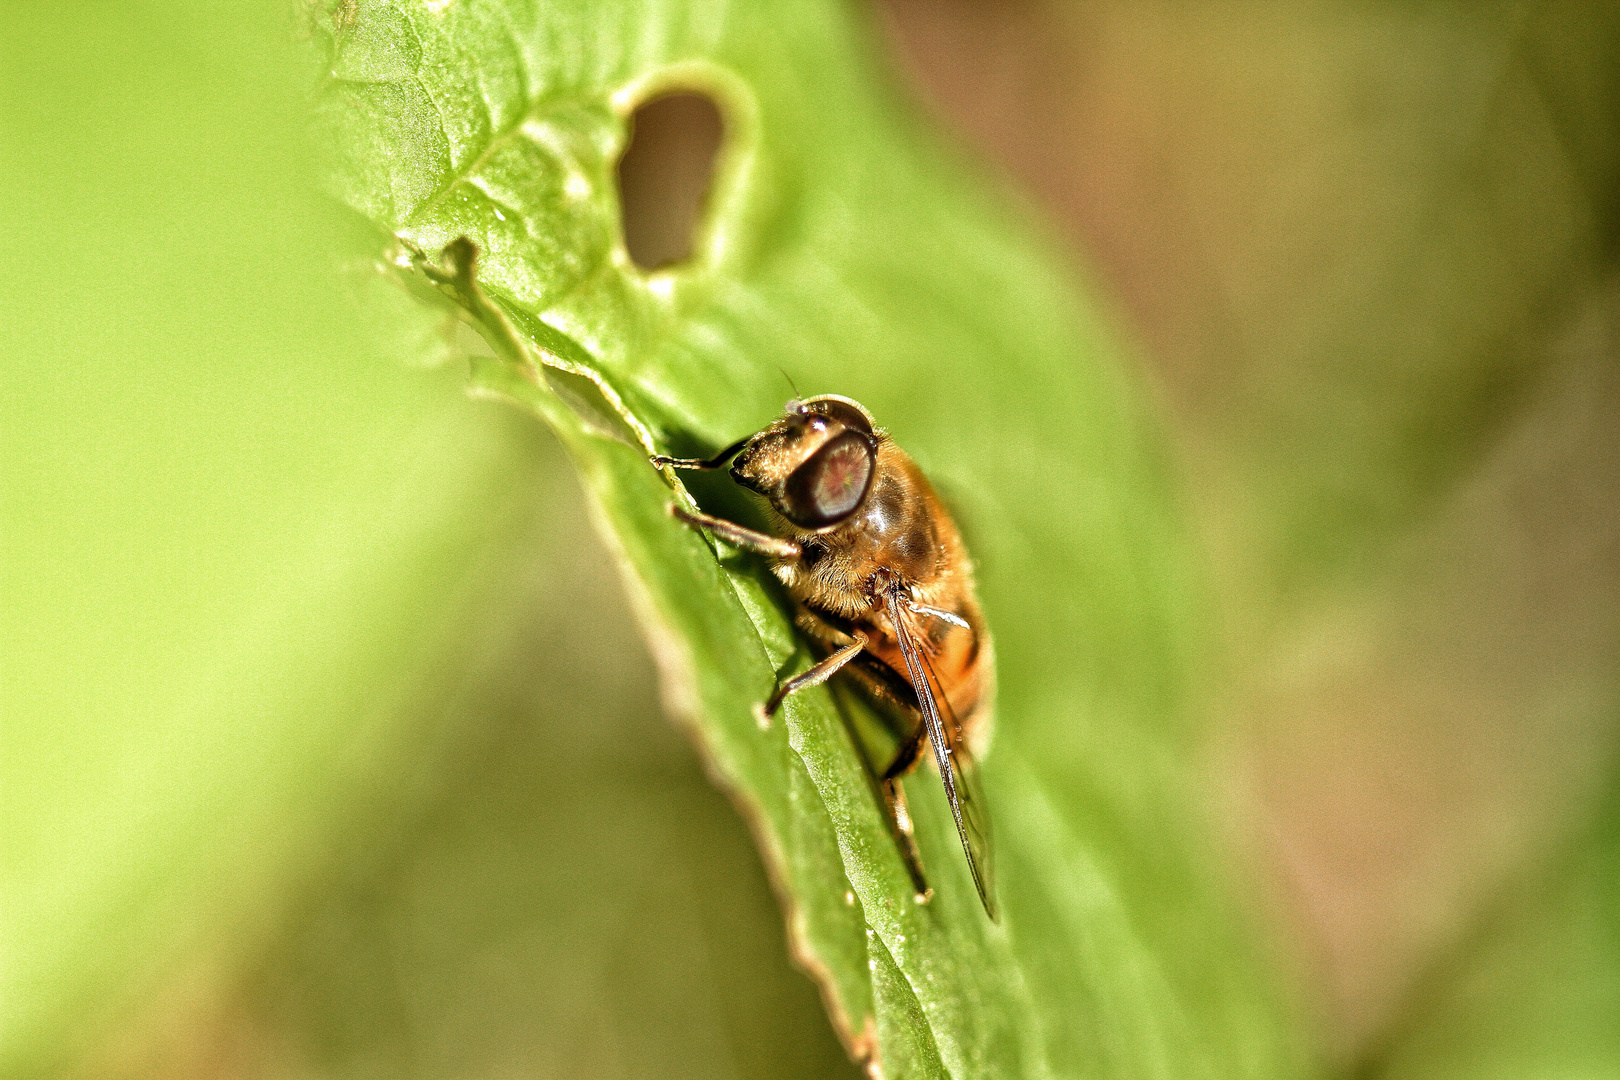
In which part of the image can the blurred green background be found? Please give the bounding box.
[3,2,1616,1079]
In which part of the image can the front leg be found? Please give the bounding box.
[650,435,752,472]
[671,504,801,561]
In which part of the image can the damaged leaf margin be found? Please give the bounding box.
[399,235,1017,1078]
[317,1,1311,1076]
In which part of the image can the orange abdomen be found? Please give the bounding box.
[864,605,993,747]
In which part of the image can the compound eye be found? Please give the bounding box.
[781,431,875,528]
[802,397,874,436]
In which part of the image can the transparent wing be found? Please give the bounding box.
[916,634,997,920]
[883,582,999,921]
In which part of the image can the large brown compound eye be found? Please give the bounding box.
[780,430,876,529]
[800,397,874,436]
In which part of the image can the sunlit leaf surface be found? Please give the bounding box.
[313,1,1306,1076]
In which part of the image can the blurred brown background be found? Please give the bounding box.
[878,0,1620,1063]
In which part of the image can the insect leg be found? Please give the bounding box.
[881,725,926,780]
[671,505,801,560]
[793,606,932,901]
[881,777,932,902]
[764,633,868,716]
[794,607,930,778]
[650,435,752,471]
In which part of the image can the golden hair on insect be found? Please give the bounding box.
[654,395,998,921]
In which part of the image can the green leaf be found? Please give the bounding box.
[314,1,1309,1076]
[0,6,561,1075]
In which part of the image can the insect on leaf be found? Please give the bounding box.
[313,1,1315,1077]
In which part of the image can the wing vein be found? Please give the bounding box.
[883,580,997,919]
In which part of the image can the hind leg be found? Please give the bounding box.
[793,608,935,900]
[880,775,931,902]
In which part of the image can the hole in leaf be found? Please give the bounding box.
[617,92,725,270]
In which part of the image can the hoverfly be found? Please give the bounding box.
[653,395,997,920]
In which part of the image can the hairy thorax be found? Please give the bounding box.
[771,441,993,741]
